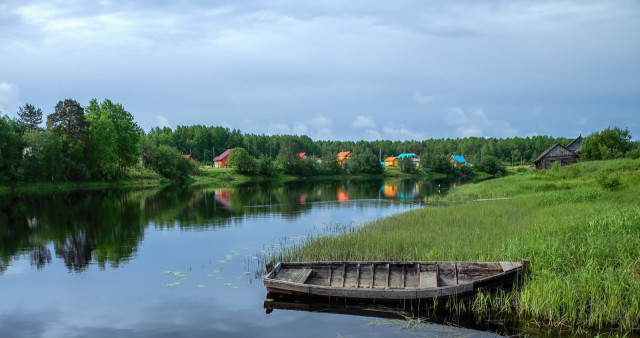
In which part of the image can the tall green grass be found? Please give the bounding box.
[278,159,640,332]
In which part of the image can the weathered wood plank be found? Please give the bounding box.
[402,265,405,288]
[500,261,517,272]
[386,263,390,288]
[370,264,375,288]
[341,264,346,287]
[289,268,313,284]
[328,264,333,286]
[356,263,361,288]
[419,271,438,288]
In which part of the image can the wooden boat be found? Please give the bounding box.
[264,260,529,300]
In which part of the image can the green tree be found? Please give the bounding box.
[85,99,142,178]
[479,156,506,176]
[420,155,453,174]
[228,148,257,174]
[141,139,194,181]
[347,150,383,175]
[581,127,633,160]
[17,104,43,132]
[47,99,88,138]
[0,115,25,184]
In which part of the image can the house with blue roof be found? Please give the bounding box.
[397,153,420,166]
[450,155,471,167]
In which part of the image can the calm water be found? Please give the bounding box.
[0,178,504,337]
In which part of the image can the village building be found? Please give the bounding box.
[182,154,197,162]
[533,136,582,170]
[397,153,420,166]
[383,156,399,167]
[337,151,352,165]
[297,152,309,159]
[213,149,231,168]
[450,155,470,167]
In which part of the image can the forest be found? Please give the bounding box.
[1,98,637,184]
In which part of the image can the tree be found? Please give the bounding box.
[347,150,383,175]
[0,115,25,184]
[479,156,506,176]
[141,140,194,181]
[581,127,633,160]
[420,155,453,174]
[47,99,88,138]
[17,104,43,132]
[85,99,142,178]
[228,148,257,174]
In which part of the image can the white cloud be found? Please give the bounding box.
[446,107,518,138]
[351,115,376,130]
[413,92,442,105]
[267,122,291,135]
[156,115,170,128]
[292,122,308,135]
[0,82,19,115]
[382,124,426,141]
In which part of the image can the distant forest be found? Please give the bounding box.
[147,125,572,166]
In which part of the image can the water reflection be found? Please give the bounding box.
[0,178,458,275]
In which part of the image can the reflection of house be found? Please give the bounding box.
[383,156,398,167]
[382,184,397,197]
[337,188,349,203]
[214,189,232,209]
[213,149,231,168]
[450,155,470,167]
[337,151,352,165]
[297,152,309,159]
[533,136,582,170]
[397,153,420,166]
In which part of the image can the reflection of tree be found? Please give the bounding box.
[0,178,463,274]
[55,230,93,272]
[29,245,52,269]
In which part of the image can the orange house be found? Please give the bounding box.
[337,151,352,165]
[213,149,231,168]
[384,156,398,167]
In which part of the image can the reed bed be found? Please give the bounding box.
[277,159,640,332]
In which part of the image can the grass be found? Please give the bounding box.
[276,158,640,333]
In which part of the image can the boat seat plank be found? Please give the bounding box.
[500,261,518,272]
[289,268,313,284]
[419,271,438,288]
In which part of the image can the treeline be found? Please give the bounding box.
[148,125,576,165]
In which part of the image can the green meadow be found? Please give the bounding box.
[277,158,640,332]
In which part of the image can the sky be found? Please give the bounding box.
[0,0,639,141]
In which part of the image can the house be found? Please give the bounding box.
[213,149,232,168]
[451,155,470,167]
[533,136,582,170]
[384,156,399,167]
[397,153,420,166]
[297,152,309,159]
[182,154,197,162]
[337,151,352,165]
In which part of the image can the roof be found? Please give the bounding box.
[397,153,418,158]
[182,154,196,161]
[337,151,351,159]
[451,155,466,163]
[297,152,307,158]
[533,143,576,163]
[213,149,231,161]
[566,135,582,153]
[384,156,397,161]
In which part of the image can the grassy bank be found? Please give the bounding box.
[277,159,640,332]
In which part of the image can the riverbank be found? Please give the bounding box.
[276,158,640,333]
[0,164,470,194]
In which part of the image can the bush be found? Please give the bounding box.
[228,148,257,175]
[142,140,194,181]
[596,172,621,191]
[347,150,383,175]
[479,156,507,176]
[582,126,633,160]
[420,155,454,174]
[459,165,475,177]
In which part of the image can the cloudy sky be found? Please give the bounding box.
[1,0,638,141]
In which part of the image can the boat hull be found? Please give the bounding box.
[264,260,529,301]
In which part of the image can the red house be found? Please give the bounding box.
[213,149,231,168]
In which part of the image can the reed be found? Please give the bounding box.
[279,158,640,332]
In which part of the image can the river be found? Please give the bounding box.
[0,178,509,337]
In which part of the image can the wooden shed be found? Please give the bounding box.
[533,144,579,169]
[384,156,399,167]
[213,149,231,168]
